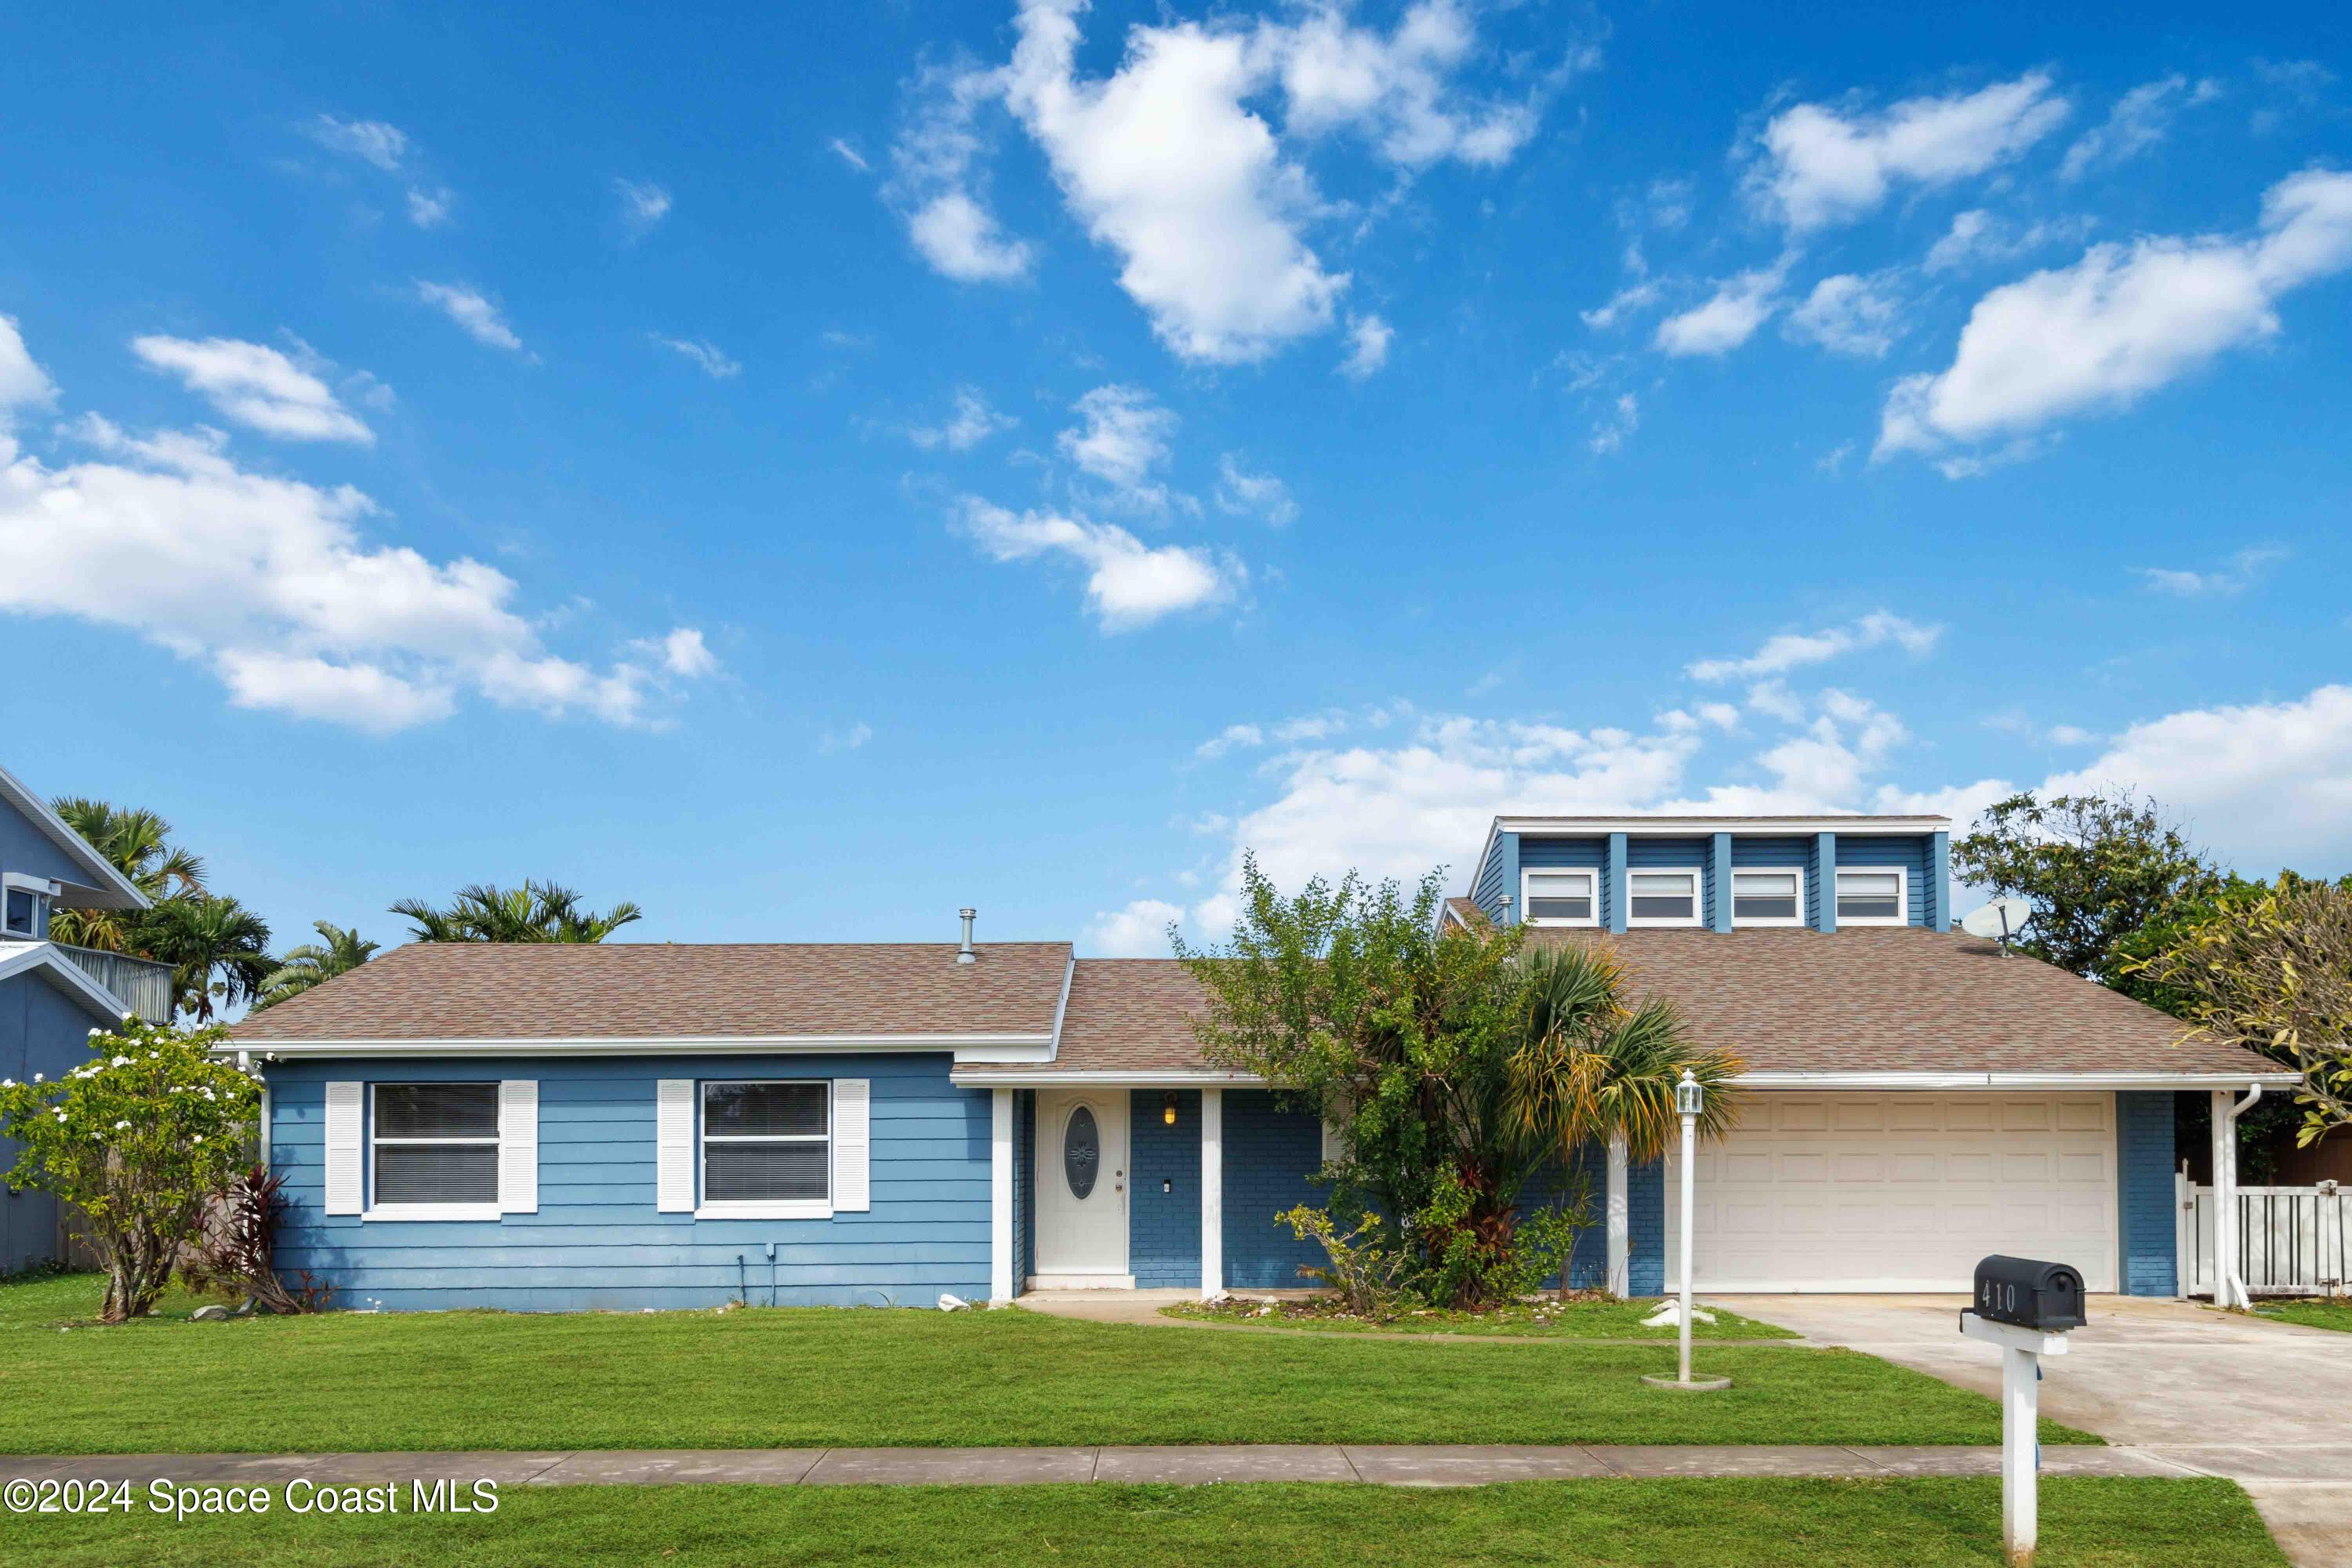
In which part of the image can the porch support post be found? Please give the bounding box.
[2211,1088,2239,1308]
[1606,1134,1630,1298]
[990,1088,1014,1305]
[1200,1087,1224,1300]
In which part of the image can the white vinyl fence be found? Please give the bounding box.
[2178,1169,2349,1298]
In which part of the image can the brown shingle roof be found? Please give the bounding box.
[231,942,1073,1041]
[962,959,1214,1075]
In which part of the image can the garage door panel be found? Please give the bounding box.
[1665,1093,2116,1292]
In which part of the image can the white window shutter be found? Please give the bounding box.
[498,1080,539,1214]
[657,1079,695,1213]
[832,1078,870,1212]
[324,1081,363,1216]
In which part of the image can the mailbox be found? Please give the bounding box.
[1972,1255,2085,1332]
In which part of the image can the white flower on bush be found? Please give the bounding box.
[114,1120,131,1130]
[1,1079,12,1088]
[193,1135,204,1145]
[111,1055,131,1067]
[31,1073,42,1083]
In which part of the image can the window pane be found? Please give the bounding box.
[1733,871,1798,920]
[376,1083,498,1138]
[1837,870,1902,920]
[1527,895,1592,920]
[375,1142,496,1203]
[1629,871,1695,920]
[1526,873,1592,922]
[706,1142,828,1203]
[705,1082,827,1138]
[1629,873,1691,896]
[3,889,32,933]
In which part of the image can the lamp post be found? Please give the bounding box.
[1643,1069,1730,1392]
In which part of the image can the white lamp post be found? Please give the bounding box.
[1643,1069,1730,1392]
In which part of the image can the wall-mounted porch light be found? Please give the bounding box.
[1162,1091,1178,1126]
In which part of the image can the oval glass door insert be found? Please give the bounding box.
[1064,1105,1100,1200]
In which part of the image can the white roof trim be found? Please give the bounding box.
[0,764,150,911]
[951,1069,1267,1087]
[227,1031,1056,1061]
[0,941,134,1022]
[1497,815,1949,835]
[1736,1069,2299,1091]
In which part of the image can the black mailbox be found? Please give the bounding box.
[1972,1255,2085,1331]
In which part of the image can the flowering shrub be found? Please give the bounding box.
[0,1019,260,1321]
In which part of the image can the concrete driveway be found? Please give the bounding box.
[1726,1294,2352,1566]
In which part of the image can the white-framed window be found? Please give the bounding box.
[2,873,54,938]
[1835,866,1907,925]
[1627,867,1702,927]
[699,1080,832,1218]
[370,1083,501,1219]
[1520,867,1598,927]
[1730,867,1805,926]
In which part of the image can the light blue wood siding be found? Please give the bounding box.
[1,969,118,1272]
[266,1053,990,1312]
[1472,831,1513,923]
[0,796,95,896]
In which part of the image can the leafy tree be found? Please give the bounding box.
[0,1021,261,1320]
[1176,856,1737,1306]
[142,895,275,1022]
[392,880,644,943]
[2125,877,2352,1149]
[252,922,379,1011]
[1951,792,2220,979]
[43,797,206,952]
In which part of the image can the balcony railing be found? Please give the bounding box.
[2,934,177,1022]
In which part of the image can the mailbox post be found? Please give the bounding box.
[1962,1257,2087,1567]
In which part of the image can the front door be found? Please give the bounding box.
[1033,1089,1131,1287]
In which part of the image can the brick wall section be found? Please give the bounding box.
[1014,1089,1035,1287]
[2116,1091,2179,1297]
[1517,1144,1611,1289]
[1221,1089,1326,1289]
[1628,1156,1665,1296]
[1128,1089,1202,1288]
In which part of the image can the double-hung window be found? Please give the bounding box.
[702,1081,831,1214]
[1730,869,1803,925]
[1521,868,1596,926]
[1627,869,1701,926]
[372,1083,500,1216]
[1835,867,1907,925]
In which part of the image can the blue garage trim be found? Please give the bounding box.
[2116,1091,2179,1298]
[1128,1089,1202,1288]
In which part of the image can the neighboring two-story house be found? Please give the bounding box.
[0,762,176,1273]
[228,811,2289,1312]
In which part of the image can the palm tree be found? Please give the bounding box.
[251,922,379,1011]
[391,880,644,943]
[44,797,207,951]
[139,895,273,1022]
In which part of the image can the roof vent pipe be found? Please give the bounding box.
[956,907,977,964]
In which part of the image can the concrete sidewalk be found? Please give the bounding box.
[0,1443,2259,1490]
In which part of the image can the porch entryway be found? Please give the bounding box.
[1031,1087,1132,1288]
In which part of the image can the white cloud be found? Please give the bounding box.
[1581,278,1661,330]
[1747,72,2070,231]
[1057,384,1178,506]
[1196,722,1265,759]
[0,315,60,419]
[129,336,373,443]
[1214,454,1297,524]
[2046,724,2097,746]
[615,178,672,232]
[1588,392,1639,454]
[2136,546,2286,596]
[1339,313,1393,379]
[1687,612,1942,682]
[1087,897,1185,956]
[820,720,874,753]
[416,281,524,353]
[2060,74,2219,181]
[1262,0,1556,169]
[1785,272,1903,358]
[656,626,718,677]
[907,191,1036,281]
[1878,168,2352,462]
[1655,262,1787,355]
[956,496,1241,631]
[405,187,453,228]
[910,387,1015,452]
[1921,209,2095,274]
[828,137,871,172]
[650,336,742,379]
[302,114,408,172]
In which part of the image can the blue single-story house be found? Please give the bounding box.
[227,812,2290,1312]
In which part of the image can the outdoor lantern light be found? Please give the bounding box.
[1675,1069,1704,1117]
[1644,1067,1730,1395]
[1163,1091,1178,1126]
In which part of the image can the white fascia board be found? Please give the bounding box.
[224,1032,1054,1060]
[950,1069,1268,1087]
[0,941,132,1023]
[0,764,151,912]
[1496,815,1948,837]
[1734,1069,2302,1091]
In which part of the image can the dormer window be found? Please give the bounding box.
[1521,868,1596,927]
[1835,867,1907,925]
[1628,868,1701,927]
[1730,869,1803,926]
[2,874,53,938]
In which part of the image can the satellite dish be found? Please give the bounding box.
[1960,898,2034,946]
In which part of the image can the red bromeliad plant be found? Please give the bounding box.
[184,1164,332,1314]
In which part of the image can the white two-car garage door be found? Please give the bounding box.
[1664,1092,2118,1293]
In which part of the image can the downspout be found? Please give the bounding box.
[2219,1085,2263,1309]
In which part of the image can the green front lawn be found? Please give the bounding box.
[0,1272,2091,1454]
[2250,1298,2352,1334]
[1161,1295,1799,1338]
[0,1479,2280,1566]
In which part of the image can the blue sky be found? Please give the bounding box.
[2,1,2347,959]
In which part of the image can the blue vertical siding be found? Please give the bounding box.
[1128,1089,1201,1288]
[1836,835,1934,926]
[1221,1090,1326,1289]
[1,971,116,1273]
[1926,831,1951,930]
[266,1053,991,1312]
[2116,1091,2179,1298]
